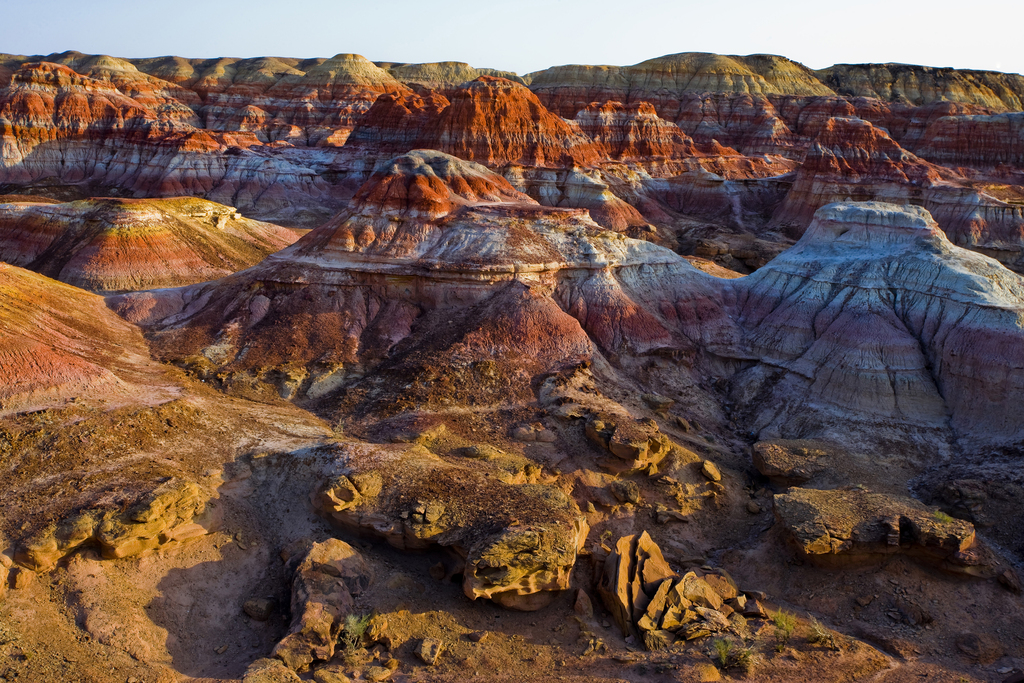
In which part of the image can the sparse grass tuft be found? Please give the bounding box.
[772,609,797,652]
[713,638,732,667]
[807,617,839,650]
[711,638,759,676]
[933,509,955,523]
[734,647,758,676]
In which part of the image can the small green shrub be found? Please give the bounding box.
[339,612,372,651]
[933,510,955,523]
[711,638,758,675]
[772,609,796,652]
[712,638,732,667]
[733,647,757,676]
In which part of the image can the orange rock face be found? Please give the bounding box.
[575,101,698,161]
[769,117,1024,268]
[425,77,607,168]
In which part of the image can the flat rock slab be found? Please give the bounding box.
[774,487,984,571]
[752,439,833,484]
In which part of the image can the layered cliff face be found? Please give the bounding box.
[427,77,607,168]
[526,52,835,119]
[818,63,1024,110]
[728,202,1024,451]
[0,196,298,291]
[0,61,341,226]
[771,117,949,232]
[241,54,411,146]
[527,55,816,158]
[913,112,1024,168]
[575,101,701,161]
[0,263,179,416]
[340,77,608,171]
[771,117,1024,268]
[2,48,1024,269]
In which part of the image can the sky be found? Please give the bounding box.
[3,0,1023,76]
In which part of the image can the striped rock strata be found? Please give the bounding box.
[0,196,298,291]
[0,263,178,416]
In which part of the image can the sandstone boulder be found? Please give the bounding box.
[15,478,218,572]
[597,532,746,649]
[243,658,302,683]
[773,487,982,570]
[416,638,444,665]
[585,413,673,474]
[751,439,831,485]
[312,442,588,610]
[272,539,372,671]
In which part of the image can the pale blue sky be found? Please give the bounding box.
[3,0,1021,76]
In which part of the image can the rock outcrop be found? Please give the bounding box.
[378,61,525,90]
[769,117,951,233]
[528,52,835,120]
[14,478,217,572]
[770,117,1024,269]
[272,539,373,671]
[597,532,758,649]
[3,48,1023,250]
[311,442,588,610]
[773,487,982,570]
[729,202,1024,451]
[575,101,702,162]
[109,150,726,406]
[426,77,607,168]
[817,63,1024,110]
[0,60,340,226]
[751,439,832,485]
[0,196,297,291]
[913,112,1024,168]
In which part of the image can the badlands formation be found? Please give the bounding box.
[0,48,1022,683]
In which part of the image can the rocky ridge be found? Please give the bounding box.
[0,196,298,291]
[4,48,1024,278]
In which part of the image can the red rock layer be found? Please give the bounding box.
[0,196,298,291]
[912,112,1024,168]
[575,101,700,160]
[0,263,178,416]
[342,91,450,161]
[426,77,607,168]
[2,49,1024,249]
[767,96,996,152]
[771,117,951,232]
[110,151,717,406]
[0,61,340,226]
